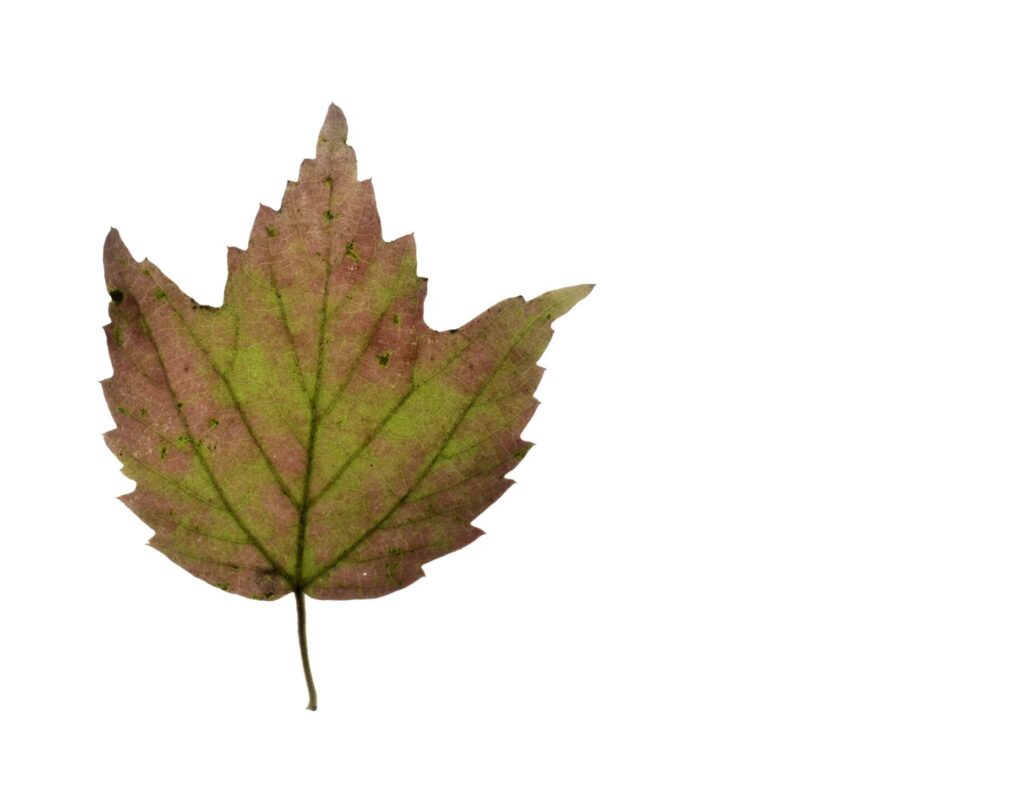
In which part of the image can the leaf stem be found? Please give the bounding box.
[295,589,318,711]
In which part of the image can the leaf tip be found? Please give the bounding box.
[104,227,124,256]
[536,283,594,322]
[319,103,349,149]
[103,227,137,276]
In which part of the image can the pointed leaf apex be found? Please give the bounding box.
[538,283,595,319]
[318,104,349,150]
[104,227,134,270]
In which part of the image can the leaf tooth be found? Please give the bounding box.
[352,178,383,240]
[115,486,137,503]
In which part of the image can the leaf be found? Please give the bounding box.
[102,104,591,709]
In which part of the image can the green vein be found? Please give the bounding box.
[437,400,536,461]
[317,257,409,423]
[224,308,241,375]
[132,296,294,584]
[473,378,538,409]
[173,522,253,546]
[387,457,515,510]
[265,263,313,401]
[304,298,563,587]
[158,545,280,574]
[117,406,229,472]
[379,489,506,532]
[306,306,505,509]
[156,288,302,510]
[120,449,225,512]
[293,175,336,584]
[348,540,453,565]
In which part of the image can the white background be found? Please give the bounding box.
[3,1,1024,791]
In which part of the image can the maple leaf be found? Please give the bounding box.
[102,104,591,709]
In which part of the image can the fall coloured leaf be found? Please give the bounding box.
[102,105,591,709]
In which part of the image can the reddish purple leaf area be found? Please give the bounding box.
[101,105,590,708]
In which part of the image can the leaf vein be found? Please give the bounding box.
[131,295,295,584]
[158,545,279,574]
[155,285,302,509]
[304,298,564,586]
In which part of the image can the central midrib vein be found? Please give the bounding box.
[294,176,336,587]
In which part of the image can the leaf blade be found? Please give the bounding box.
[103,105,590,607]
